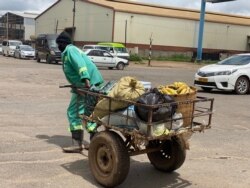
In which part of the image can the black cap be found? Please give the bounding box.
[56,31,72,44]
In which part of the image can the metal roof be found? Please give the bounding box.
[36,0,250,26]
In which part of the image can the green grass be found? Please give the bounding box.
[129,53,218,65]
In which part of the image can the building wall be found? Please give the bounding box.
[24,18,35,40]
[35,0,113,43]
[203,22,250,51]
[114,12,198,48]
[114,12,250,52]
[74,1,113,42]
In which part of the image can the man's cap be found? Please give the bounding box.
[56,32,72,44]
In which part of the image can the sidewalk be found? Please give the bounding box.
[130,60,204,70]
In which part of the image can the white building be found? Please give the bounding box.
[35,0,250,59]
[0,12,38,41]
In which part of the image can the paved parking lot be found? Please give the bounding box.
[0,55,249,188]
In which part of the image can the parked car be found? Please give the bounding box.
[14,45,35,59]
[2,40,23,56]
[35,34,61,64]
[194,53,250,95]
[85,49,129,70]
[97,42,130,60]
[82,45,102,51]
[0,43,2,54]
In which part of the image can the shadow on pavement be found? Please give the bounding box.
[36,134,191,187]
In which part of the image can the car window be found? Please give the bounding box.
[9,41,22,46]
[88,50,98,56]
[114,47,128,53]
[103,52,111,57]
[217,55,250,65]
[84,46,94,50]
[20,46,34,51]
[47,39,57,48]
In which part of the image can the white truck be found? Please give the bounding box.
[2,39,23,57]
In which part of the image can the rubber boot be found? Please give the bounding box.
[62,130,83,153]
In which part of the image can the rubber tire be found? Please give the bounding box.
[116,62,125,70]
[36,54,41,62]
[88,131,130,188]
[46,55,52,64]
[201,87,212,92]
[235,76,249,95]
[147,137,186,172]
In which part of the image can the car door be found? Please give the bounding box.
[87,50,102,66]
[103,51,115,67]
[15,46,20,58]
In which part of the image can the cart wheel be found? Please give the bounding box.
[146,137,186,172]
[88,131,130,187]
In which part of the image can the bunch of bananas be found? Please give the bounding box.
[158,82,195,95]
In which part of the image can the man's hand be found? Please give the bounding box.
[85,79,90,88]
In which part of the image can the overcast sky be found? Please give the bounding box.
[0,0,249,16]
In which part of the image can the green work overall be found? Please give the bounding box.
[61,44,104,131]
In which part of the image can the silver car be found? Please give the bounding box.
[14,45,35,59]
[84,49,129,70]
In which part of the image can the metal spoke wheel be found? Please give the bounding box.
[235,76,249,95]
[88,131,130,187]
[146,137,186,172]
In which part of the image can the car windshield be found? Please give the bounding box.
[20,46,34,51]
[10,41,22,46]
[47,39,58,48]
[217,55,250,65]
[114,47,128,53]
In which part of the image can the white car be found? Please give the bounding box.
[194,53,250,95]
[85,49,129,70]
[14,45,35,59]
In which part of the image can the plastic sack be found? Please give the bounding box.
[136,113,183,137]
[134,88,177,122]
[100,106,138,130]
[93,76,145,119]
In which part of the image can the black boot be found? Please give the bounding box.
[62,130,83,153]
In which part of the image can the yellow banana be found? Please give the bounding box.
[177,85,189,94]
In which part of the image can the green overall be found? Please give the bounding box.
[61,44,104,131]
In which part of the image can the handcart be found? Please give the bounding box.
[67,85,214,188]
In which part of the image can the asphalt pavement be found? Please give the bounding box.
[0,55,249,188]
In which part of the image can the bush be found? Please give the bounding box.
[129,54,143,62]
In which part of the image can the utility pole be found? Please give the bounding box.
[72,0,76,42]
[148,33,153,67]
[6,13,9,40]
[125,20,127,46]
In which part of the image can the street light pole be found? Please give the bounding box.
[197,0,206,62]
[72,0,76,42]
[196,0,236,62]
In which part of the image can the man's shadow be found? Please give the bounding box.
[36,134,191,188]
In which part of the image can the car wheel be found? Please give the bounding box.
[235,76,249,95]
[201,87,212,92]
[46,55,52,64]
[116,62,125,70]
[36,54,41,62]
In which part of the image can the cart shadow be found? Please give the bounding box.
[36,134,90,149]
[59,157,191,188]
[36,134,191,187]
[120,160,191,188]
